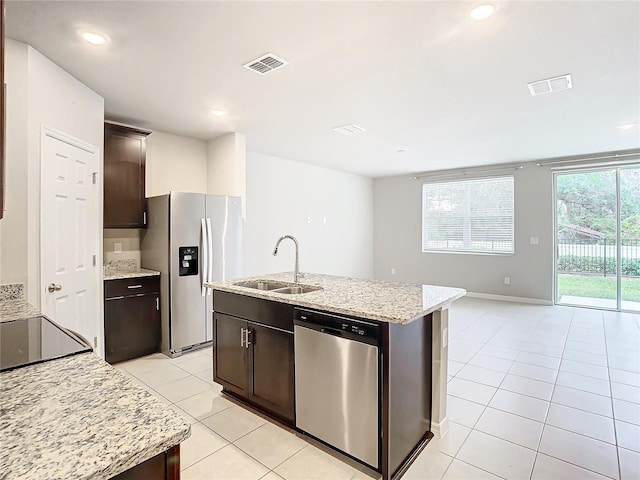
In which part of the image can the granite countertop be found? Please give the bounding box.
[0,299,41,322]
[103,268,160,281]
[207,272,466,325]
[0,298,190,480]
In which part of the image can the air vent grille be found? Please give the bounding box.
[333,124,366,135]
[527,74,573,96]
[243,53,289,75]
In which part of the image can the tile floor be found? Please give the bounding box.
[114,297,640,479]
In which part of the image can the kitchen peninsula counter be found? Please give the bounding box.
[206,271,465,324]
[0,299,190,480]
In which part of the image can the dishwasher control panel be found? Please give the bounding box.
[294,308,381,345]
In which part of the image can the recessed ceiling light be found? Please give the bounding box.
[397,149,407,153]
[211,110,225,117]
[332,124,366,136]
[78,30,110,46]
[469,4,496,21]
[618,123,637,130]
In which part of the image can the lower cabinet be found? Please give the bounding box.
[104,276,161,364]
[213,293,295,424]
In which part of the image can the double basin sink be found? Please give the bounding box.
[233,279,322,295]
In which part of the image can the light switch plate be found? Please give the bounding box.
[530,237,539,245]
[114,242,122,253]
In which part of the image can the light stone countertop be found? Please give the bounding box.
[207,272,466,324]
[0,298,191,480]
[103,268,160,281]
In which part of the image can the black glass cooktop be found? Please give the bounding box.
[0,316,92,372]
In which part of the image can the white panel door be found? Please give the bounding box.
[41,129,99,349]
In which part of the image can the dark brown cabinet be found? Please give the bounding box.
[103,122,151,228]
[104,276,161,364]
[213,291,295,424]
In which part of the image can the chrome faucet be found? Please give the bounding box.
[272,235,301,283]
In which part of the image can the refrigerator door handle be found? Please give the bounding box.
[201,217,208,296]
[206,217,214,293]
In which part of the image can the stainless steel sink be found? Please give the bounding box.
[271,285,323,295]
[233,280,290,291]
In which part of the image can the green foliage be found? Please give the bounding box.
[557,169,640,239]
[558,274,640,302]
[558,255,640,276]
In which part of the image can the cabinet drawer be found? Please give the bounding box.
[105,276,160,298]
[213,291,294,332]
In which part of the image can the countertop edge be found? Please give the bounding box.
[103,269,160,281]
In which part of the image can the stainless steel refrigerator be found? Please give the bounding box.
[141,192,242,357]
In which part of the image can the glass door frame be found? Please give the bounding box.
[553,166,636,312]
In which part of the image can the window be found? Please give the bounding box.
[422,176,514,254]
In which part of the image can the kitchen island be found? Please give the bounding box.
[207,272,465,480]
[0,298,190,480]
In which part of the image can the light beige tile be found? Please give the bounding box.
[446,395,485,428]
[154,375,215,403]
[516,351,561,370]
[426,422,471,457]
[456,430,536,479]
[608,355,640,373]
[551,385,613,417]
[456,365,506,387]
[234,422,306,469]
[612,382,640,404]
[447,378,497,405]
[442,459,501,479]
[500,374,554,401]
[556,371,611,397]
[447,360,465,376]
[610,368,640,387]
[478,344,520,361]
[616,420,640,452]
[194,368,222,388]
[468,353,514,372]
[202,406,267,442]
[169,404,198,425]
[489,389,549,422]
[563,349,608,367]
[403,449,452,480]
[561,359,609,380]
[509,361,558,383]
[546,403,616,444]
[475,407,543,450]
[175,390,233,420]
[613,398,640,425]
[172,353,213,374]
[181,423,229,469]
[619,447,640,480]
[275,445,359,480]
[117,353,174,376]
[182,444,269,480]
[531,453,609,480]
[260,473,286,480]
[565,340,607,355]
[539,425,619,479]
[135,364,191,388]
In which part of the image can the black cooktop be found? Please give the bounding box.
[0,316,92,372]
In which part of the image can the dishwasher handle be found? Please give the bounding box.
[320,327,344,337]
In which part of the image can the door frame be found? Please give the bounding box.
[553,165,640,312]
[40,125,102,353]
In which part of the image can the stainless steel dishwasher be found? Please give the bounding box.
[294,307,381,469]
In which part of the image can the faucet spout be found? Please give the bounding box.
[272,235,300,283]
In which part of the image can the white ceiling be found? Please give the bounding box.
[5,1,640,178]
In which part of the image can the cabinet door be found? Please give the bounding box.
[249,322,295,422]
[213,313,249,396]
[104,294,160,364]
[103,124,148,228]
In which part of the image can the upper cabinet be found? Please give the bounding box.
[103,122,151,228]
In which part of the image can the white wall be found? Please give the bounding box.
[1,40,104,306]
[146,130,208,197]
[0,40,29,286]
[207,133,246,201]
[244,151,374,279]
[373,165,554,302]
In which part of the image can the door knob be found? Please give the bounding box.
[47,283,62,293]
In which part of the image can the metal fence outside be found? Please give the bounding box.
[558,239,640,277]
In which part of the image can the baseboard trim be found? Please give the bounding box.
[431,417,449,439]
[465,292,553,306]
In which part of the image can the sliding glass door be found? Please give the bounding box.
[555,167,640,311]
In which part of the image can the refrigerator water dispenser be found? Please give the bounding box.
[178,246,198,276]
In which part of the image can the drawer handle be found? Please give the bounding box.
[127,285,143,289]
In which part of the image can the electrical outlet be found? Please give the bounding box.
[114,242,122,253]
[391,268,396,275]
[530,236,539,245]
[504,276,510,285]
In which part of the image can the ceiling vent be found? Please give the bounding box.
[243,53,289,75]
[527,74,573,96]
[333,124,366,135]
